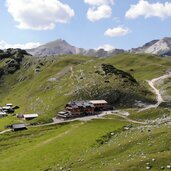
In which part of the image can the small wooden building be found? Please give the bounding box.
[5,103,13,107]
[11,124,27,131]
[17,114,38,120]
[2,106,11,110]
[23,114,38,120]
[2,106,14,113]
[0,112,7,118]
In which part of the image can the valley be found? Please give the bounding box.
[0,49,171,171]
[1,0,171,170]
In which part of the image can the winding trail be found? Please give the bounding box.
[33,110,146,129]
[139,71,171,111]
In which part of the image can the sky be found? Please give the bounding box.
[0,0,171,50]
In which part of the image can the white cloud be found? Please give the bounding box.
[87,5,112,22]
[6,0,75,30]
[104,26,130,37]
[97,44,114,51]
[125,0,171,19]
[84,0,114,6]
[0,40,41,49]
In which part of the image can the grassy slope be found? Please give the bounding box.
[0,116,22,131]
[106,53,171,80]
[159,77,171,101]
[128,108,171,121]
[0,55,93,125]
[0,119,128,171]
[0,53,171,171]
[0,53,171,125]
[73,124,171,171]
[0,119,170,171]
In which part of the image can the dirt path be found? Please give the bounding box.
[0,111,146,135]
[0,129,10,135]
[107,113,146,124]
[139,71,171,111]
[52,110,146,125]
[70,66,73,78]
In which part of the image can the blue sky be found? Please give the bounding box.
[0,0,171,50]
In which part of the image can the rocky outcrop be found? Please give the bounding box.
[101,64,138,84]
[0,48,28,77]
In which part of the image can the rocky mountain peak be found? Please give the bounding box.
[131,37,171,56]
[26,39,125,58]
[26,37,171,58]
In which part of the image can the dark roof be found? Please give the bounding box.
[12,123,26,129]
[68,101,94,108]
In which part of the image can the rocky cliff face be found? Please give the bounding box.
[27,39,78,57]
[131,37,171,56]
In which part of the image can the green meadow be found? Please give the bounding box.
[0,53,171,126]
[0,53,171,171]
[0,119,170,171]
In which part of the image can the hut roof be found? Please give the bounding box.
[12,123,26,129]
[23,114,38,118]
[89,100,108,104]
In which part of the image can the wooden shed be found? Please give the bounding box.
[23,114,38,120]
[0,112,7,118]
[11,124,27,131]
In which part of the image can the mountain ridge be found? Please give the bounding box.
[131,37,171,56]
[11,37,171,58]
[26,39,125,58]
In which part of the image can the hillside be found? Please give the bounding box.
[0,48,28,77]
[0,117,171,171]
[0,52,171,171]
[0,52,170,127]
[1,52,169,125]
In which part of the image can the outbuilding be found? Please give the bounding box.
[2,106,11,110]
[23,114,38,120]
[11,124,27,131]
[0,112,7,118]
[6,103,13,107]
[17,114,38,120]
[2,106,14,113]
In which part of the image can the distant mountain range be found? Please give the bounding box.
[26,39,125,58]
[27,37,171,57]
